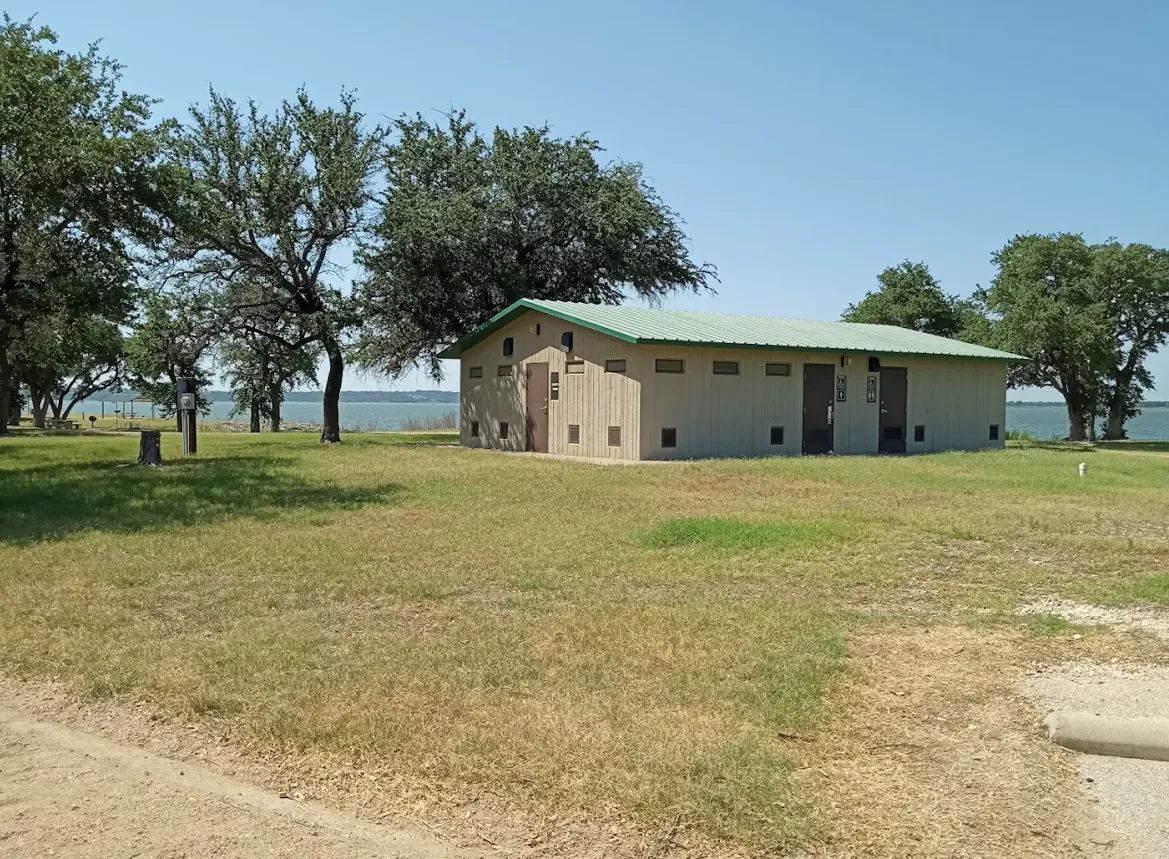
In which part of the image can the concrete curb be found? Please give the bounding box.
[1045,711,1169,762]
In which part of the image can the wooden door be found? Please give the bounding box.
[802,363,835,455]
[878,367,907,453]
[525,362,549,452]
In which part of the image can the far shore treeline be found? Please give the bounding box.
[83,389,459,404]
[2,15,1168,443]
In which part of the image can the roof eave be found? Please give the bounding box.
[437,299,639,358]
[634,338,1028,362]
[436,298,1031,362]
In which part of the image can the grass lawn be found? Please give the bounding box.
[2,432,1168,854]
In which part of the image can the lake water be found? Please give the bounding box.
[74,398,1169,439]
[1005,405,1169,440]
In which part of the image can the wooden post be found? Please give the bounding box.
[137,430,162,466]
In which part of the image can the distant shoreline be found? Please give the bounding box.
[1008,401,1169,408]
[77,392,1169,408]
[81,390,459,405]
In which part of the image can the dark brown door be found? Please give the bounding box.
[525,362,549,452]
[878,367,907,453]
[802,363,835,455]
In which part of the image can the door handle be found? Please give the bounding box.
[827,405,834,425]
[542,397,548,415]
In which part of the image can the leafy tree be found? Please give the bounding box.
[215,280,322,432]
[219,331,318,432]
[0,17,179,435]
[842,261,962,337]
[982,234,1113,441]
[124,293,216,428]
[355,112,715,377]
[167,88,383,442]
[1091,242,1169,439]
[11,312,123,426]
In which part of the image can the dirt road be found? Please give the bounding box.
[0,706,473,859]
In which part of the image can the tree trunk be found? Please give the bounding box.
[1066,401,1087,442]
[0,345,10,435]
[1102,373,1131,440]
[29,386,49,429]
[321,337,343,443]
[1102,401,1127,440]
[269,384,282,433]
[137,430,162,466]
[249,398,261,433]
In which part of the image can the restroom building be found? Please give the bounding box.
[439,299,1025,460]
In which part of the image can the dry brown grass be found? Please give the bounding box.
[3,434,1169,856]
[793,624,1167,858]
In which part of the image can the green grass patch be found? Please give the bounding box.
[1024,613,1091,637]
[5,431,1169,852]
[1100,574,1169,605]
[640,517,852,551]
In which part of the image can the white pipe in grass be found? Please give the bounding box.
[1045,711,1169,761]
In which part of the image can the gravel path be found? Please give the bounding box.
[1024,664,1169,859]
[0,705,476,859]
[1020,599,1169,644]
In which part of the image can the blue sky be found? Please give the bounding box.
[19,0,1169,397]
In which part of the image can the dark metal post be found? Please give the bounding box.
[177,377,198,455]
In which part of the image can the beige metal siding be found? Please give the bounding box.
[458,311,641,459]
[637,346,806,459]
[899,357,1007,452]
[460,318,1008,460]
[825,357,880,455]
[459,359,525,451]
[637,347,1007,459]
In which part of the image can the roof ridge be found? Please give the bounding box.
[529,299,958,331]
[531,299,856,327]
[438,297,1029,361]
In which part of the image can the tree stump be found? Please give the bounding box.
[137,430,162,466]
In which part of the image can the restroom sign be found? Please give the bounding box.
[836,375,847,402]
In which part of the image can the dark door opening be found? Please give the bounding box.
[878,367,907,453]
[525,362,549,452]
[802,363,835,455]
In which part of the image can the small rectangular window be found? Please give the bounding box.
[989,424,1000,441]
[568,424,580,444]
[497,365,512,377]
[712,361,739,375]
[469,366,483,378]
[661,427,677,448]
[655,359,684,374]
[914,425,925,442]
[566,360,585,374]
[765,363,791,376]
[608,426,621,447]
[770,426,784,446]
[470,421,479,438]
[502,337,514,356]
[500,421,509,440]
[605,359,626,373]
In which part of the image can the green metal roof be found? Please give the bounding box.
[438,299,1027,361]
